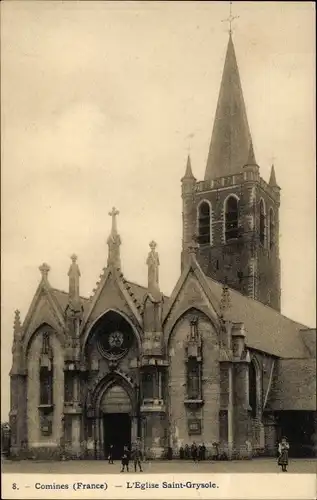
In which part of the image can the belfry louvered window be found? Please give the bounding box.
[225,196,239,241]
[197,202,211,245]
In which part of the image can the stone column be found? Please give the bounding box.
[233,362,251,458]
[263,412,278,456]
[227,364,234,458]
[147,413,165,458]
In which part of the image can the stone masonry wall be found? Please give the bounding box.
[27,329,64,457]
[168,310,220,455]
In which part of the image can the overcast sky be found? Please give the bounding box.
[1,1,315,420]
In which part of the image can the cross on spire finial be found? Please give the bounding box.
[222,1,239,36]
[39,262,50,280]
[108,206,119,235]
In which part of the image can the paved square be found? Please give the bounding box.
[2,458,316,474]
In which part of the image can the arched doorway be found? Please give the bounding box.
[98,382,134,460]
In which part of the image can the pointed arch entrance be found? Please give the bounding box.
[101,385,132,460]
[92,373,138,460]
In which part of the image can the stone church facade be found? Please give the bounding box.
[9,34,316,460]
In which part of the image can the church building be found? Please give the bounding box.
[9,33,316,460]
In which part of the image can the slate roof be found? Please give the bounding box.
[267,358,316,411]
[204,276,312,359]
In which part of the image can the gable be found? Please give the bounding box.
[164,268,219,342]
[81,270,142,334]
[22,291,65,353]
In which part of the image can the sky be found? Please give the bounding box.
[1,1,315,420]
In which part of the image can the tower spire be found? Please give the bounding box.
[205,16,255,181]
[107,207,121,269]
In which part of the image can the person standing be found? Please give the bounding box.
[191,442,198,463]
[200,442,206,461]
[121,445,130,473]
[132,441,143,472]
[278,437,290,472]
[108,444,114,464]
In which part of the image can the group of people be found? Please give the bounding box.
[179,442,207,461]
[106,436,290,472]
[107,441,143,473]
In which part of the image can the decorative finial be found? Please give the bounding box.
[71,254,77,263]
[14,309,21,332]
[221,1,239,36]
[13,309,22,347]
[39,263,50,280]
[107,207,121,269]
[146,240,160,299]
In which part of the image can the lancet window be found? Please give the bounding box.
[259,199,266,246]
[197,201,211,245]
[224,195,239,241]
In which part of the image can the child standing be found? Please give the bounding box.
[121,445,130,472]
[278,437,290,472]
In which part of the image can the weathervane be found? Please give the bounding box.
[222,1,239,35]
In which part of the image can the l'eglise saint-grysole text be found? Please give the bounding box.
[127,481,219,490]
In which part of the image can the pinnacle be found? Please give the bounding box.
[181,155,196,181]
[246,141,257,166]
[269,164,278,187]
[68,254,81,277]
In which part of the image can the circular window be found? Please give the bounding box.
[93,311,135,361]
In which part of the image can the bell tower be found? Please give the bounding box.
[181,33,281,311]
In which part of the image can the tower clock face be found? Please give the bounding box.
[97,329,131,360]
